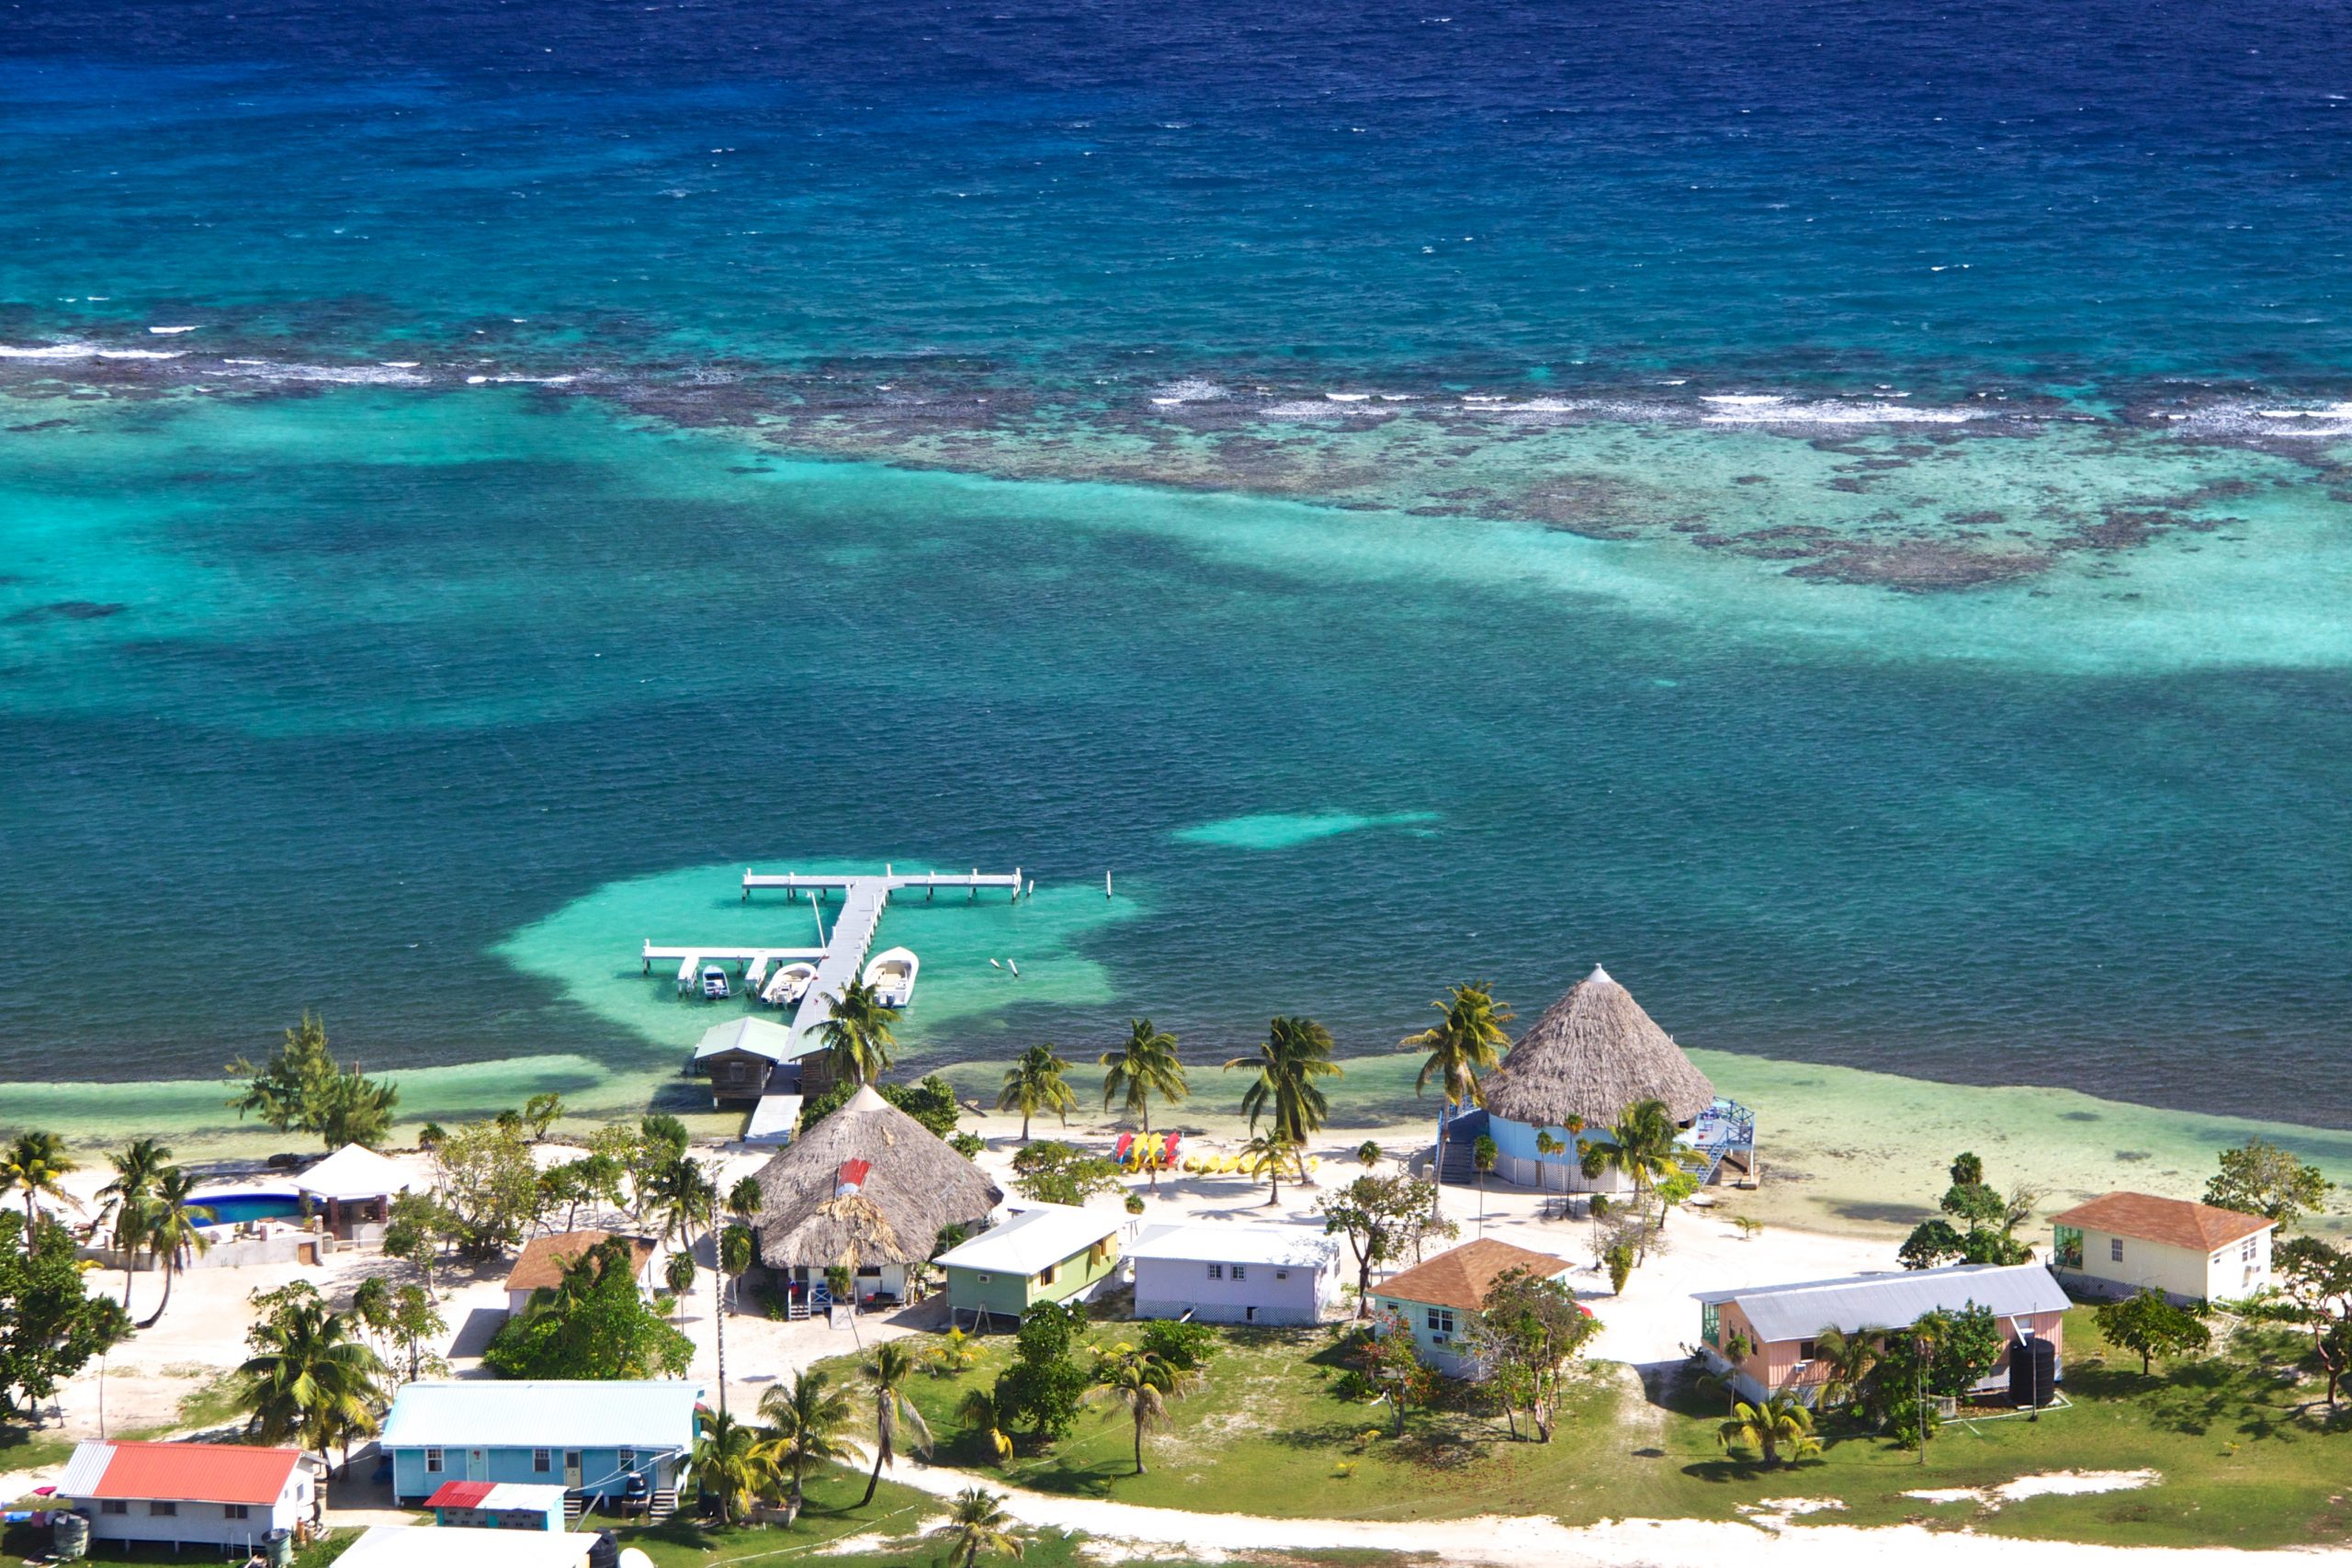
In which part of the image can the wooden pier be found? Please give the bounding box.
[650,865,1025,1143]
[742,865,1023,902]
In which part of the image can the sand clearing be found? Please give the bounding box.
[1905,1470,2162,1509]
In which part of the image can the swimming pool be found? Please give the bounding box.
[185,1190,308,1227]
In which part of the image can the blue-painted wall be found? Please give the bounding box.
[389,1443,679,1505]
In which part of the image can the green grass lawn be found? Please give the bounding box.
[818,1306,2352,1549]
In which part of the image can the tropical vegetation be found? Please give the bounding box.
[816,977,899,1088]
[997,1043,1079,1141]
[1225,1016,1341,1142]
[222,1013,399,1149]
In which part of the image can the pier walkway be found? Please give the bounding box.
[649,865,1024,1143]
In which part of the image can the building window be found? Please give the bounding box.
[2110,1237,2125,1263]
[1425,1306,1454,1337]
[1701,1302,1721,1347]
[149,1501,178,1517]
[977,1273,991,1283]
[100,1500,127,1517]
[1231,1265,1247,1281]
[424,1448,445,1474]
[224,1505,250,1520]
[1797,1339,1816,1362]
[1037,1264,1058,1287]
[534,1449,552,1473]
[1206,1264,1223,1280]
[619,1449,637,1472]
[2243,1237,2260,1262]
[1274,1269,1290,1280]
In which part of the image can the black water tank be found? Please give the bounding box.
[2008,1337,2057,1407]
[586,1529,619,1568]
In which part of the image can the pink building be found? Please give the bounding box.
[1693,1262,2069,1405]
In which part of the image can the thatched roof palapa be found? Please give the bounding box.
[1482,964,1714,1129]
[751,1085,1001,1270]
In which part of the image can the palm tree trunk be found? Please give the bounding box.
[1134,1414,1147,1474]
[714,1266,729,1417]
[138,1258,175,1330]
[860,1442,885,1506]
[1021,1110,1032,1141]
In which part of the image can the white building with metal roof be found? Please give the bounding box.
[1129,1222,1343,1325]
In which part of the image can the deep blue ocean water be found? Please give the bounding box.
[4,0,2350,1131]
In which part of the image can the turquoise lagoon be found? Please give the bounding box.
[5,0,2352,1186]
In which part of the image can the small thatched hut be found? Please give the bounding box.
[1476,964,1719,1194]
[750,1085,1001,1312]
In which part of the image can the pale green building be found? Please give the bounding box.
[935,1203,1125,1324]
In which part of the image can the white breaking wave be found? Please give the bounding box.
[0,341,184,361]
[208,360,430,386]
[1148,377,1229,405]
[148,324,201,334]
[1700,395,1980,426]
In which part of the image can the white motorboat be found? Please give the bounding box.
[863,946,919,1008]
[700,964,732,1000]
[761,961,818,1007]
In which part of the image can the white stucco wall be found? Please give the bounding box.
[80,1475,309,1549]
[2059,1225,2270,1303]
[1132,1255,1337,1325]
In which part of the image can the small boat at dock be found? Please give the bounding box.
[863,946,919,1008]
[761,961,818,1007]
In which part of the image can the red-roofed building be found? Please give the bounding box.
[57,1438,316,1551]
[2051,1190,2278,1304]
[424,1479,569,1531]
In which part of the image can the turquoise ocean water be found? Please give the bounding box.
[4,0,2350,1137]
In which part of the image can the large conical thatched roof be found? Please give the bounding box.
[1482,965,1714,1128]
[752,1086,1002,1269]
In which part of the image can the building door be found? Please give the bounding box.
[467,1450,488,1481]
[564,1451,582,1487]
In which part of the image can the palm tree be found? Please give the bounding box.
[1716,1397,1820,1468]
[1811,1326,1883,1416]
[956,1387,1013,1463]
[1472,1134,1498,1238]
[1091,1348,1194,1475]
[1225,1017,1341,1145]
[1583,1099,1682,1258]
[688,1410,773,1526]
[1240,1132,1301,1208]
[717,1223,755,1416]
[665,1247,698,1326]
[98,1138,172,1306]
[1,1131,82,1243]
[137,1168,214,1328]
[1397,982,1511,1153]
[857,1340,933,1506]
[996,1044,1078,1142]
[650,1155,717,1252]
[819,978,899,1088]
[237,1298,387,1473]
[934,1485,1026,1568]
[760,1369,859,1515]
[1100,1020,1187,1185]
[728,1175,763,1224]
